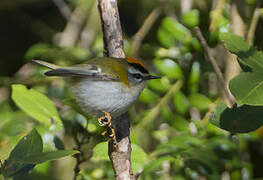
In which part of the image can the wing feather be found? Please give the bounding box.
[32,59,116,80]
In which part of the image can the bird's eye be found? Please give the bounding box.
[133,73,143,80]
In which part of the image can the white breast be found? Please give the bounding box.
[71,79,143,118]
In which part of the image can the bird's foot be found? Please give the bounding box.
[108,126,117,145]
[98,111,112,127]
[98,112,117,145]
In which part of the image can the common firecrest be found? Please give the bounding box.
[33,57,160,122]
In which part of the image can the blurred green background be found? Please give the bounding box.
[1,0,263,179]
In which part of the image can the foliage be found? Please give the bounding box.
[1,0,263,179]
[0,129,78,178]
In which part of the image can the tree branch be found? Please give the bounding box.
[246,0,262,44]
[97,0,135,179]
[181,0,193,14]
[53,0,72,20]
[98,0,125,58]
[58,5,88,47]
[193,27,235,106]
[78,0,100,50]
[130,8,161,56]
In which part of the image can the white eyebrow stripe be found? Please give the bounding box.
[128,66,143,75]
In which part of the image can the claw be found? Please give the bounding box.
[97,112,116,145]
[108,126,117,145]
[98,111,112,126]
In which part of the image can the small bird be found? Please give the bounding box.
[33,57,160,130]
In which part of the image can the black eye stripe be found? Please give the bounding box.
[133,73,143,79]
[128,63,149,74]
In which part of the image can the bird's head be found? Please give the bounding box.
[126,57,160,87]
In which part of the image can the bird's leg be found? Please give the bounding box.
[98,111,117,144]
[98,111,112,126]
[108,126,116,145]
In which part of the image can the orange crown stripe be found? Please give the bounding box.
[126,57,146,68]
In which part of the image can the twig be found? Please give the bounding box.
[246,0,262,44]
[193,27,235,106]
[181,0,193,14]
[78,0,100,50]
[130,8,161,56]
[53,0,72,20]
[97,0,135,180]
[58,5,88,47]
[73,132,91,180]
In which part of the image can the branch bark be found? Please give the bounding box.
[98,0,125,58]
[193,27,235,106]
[97,0,135,179]
[246,0,262,44]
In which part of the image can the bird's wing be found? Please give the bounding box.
[32,59,117,80]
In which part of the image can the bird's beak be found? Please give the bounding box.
[144,75,161,80]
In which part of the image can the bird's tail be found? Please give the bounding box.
[32,60,60,70]
[32,59,93,77]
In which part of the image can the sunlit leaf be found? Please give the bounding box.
[220,33,263,72]
[11,84,61,125]
[139,88,159,104]
[157,27,175,48]
[131,144,148,173]
[16,150,79,164]
[162,17,192,44]
[92,142,109,161]
[188,62,200,93]
[142,156,175,175]
[229,72,263,106]
[173,91,190,114]
[182,9,200,28]
[154,58,182,79]
[147,76,171,93]
[189,93,211,111]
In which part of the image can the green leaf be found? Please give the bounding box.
[139,88,159,104]
[142,156,175,175]
[189,93,211,111]
[162,17,192,44]
[211,103,263,133]
[188,62,200,93]
[11,84,61,125]
[220,33,263,72]
[153,58,182,79]
[182,9,200,28]
[172,115,189,131]
[131,144,148,173]
[148,76,171,93]
[2,129,77,177]
[229,72,263,106]
[157,27,175,48]
[16,150,79,164]
[92,142,109,161]
[2,129,42,177]
[8,129,43,163]
[173,91,190,114]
